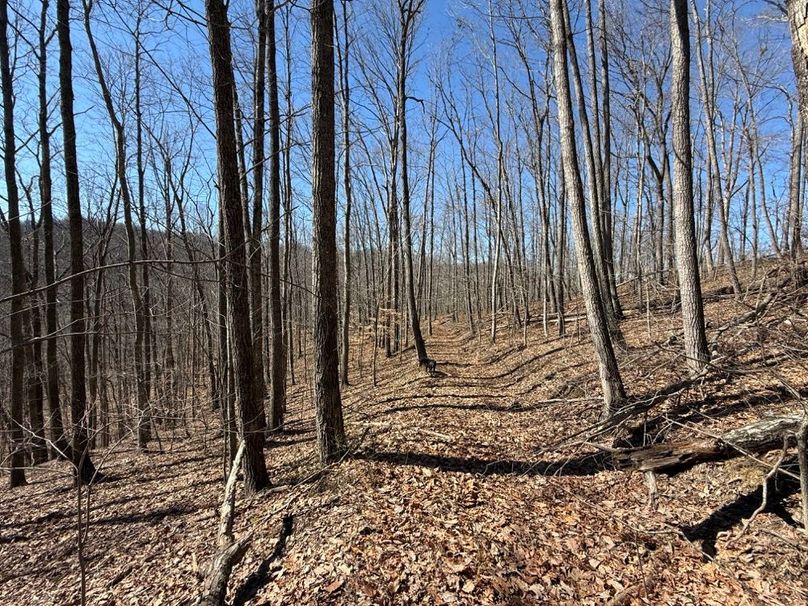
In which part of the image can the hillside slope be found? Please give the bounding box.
[1,262,807,605]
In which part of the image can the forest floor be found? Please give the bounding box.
[2,261,808,605]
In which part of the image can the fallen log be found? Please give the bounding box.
[613,414,805,475]
[198,441,249,606]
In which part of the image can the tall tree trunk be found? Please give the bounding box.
[671,0,710,373]
[789,114,804,258]
[133,16,153,442]
[205,0,270,493]
[794,9,808,257]
[38,0,70,460]
[338,0,353,384]
[555,153,567,337]
[598,0,621,316]
[789,0,808,141]
[83,0,151,449]
[398,1,428,362]
[266,0,287,427]
[251,0,268,413]
[311,0,346,463]
[24,201,48,465]
[563,2,623,343]
[1,0,28,486]
[692,0,741,294]
[550,0,626,417]
[57,0,97,483]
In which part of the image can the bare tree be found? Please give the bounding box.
[550,0,626,417]
[788,0,808,255]
[337,0,353,384]
[671,0,709,373]
[396,0,429,363]
[1,0,28,487]
[205,0,270,492]
[37,0,71,460]
[266,0,287,429]
[57,0,98,483]
[82,0,151,449]
[312,0,346,463]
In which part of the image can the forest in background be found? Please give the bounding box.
[2,0,808,604]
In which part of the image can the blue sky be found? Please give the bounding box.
[0,0,800,260]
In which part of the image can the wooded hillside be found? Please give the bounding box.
[1,0,808,604]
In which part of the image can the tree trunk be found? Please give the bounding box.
[789,0,808,135]
[83,0,151,450]
[57,0,97,483]
[338,0,353,385]
[671,0,710,374]
[311,0,346,463]
[614,414,807,475]
[266,0,287,429]
[789,114,804,258]
[38,0,70,460]
[550,0,625,417]
[251,0,268,413]
[563,2,623,343]
[205,0,270,493]
[398,2,428,363]
[1,0,28,486]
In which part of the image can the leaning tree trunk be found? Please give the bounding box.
[311,0,346,464]
[671,0,710,374]
[205,0,269,493]
[550,0,626,417]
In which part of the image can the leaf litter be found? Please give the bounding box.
[1,266,807,605]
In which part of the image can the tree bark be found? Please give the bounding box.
[205,0,270,493]
[398,1,428,363]
[337,0,353,384]
[266,0,287,429]
[1,0,28,486]
[550,0,626,417]
[311,0,346,463]
[789,0,808,128]
[57,0,97,483]
[671,0,710,374]
[38,0,71,460]
[251,0,268,412]
[614,414,806,475]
